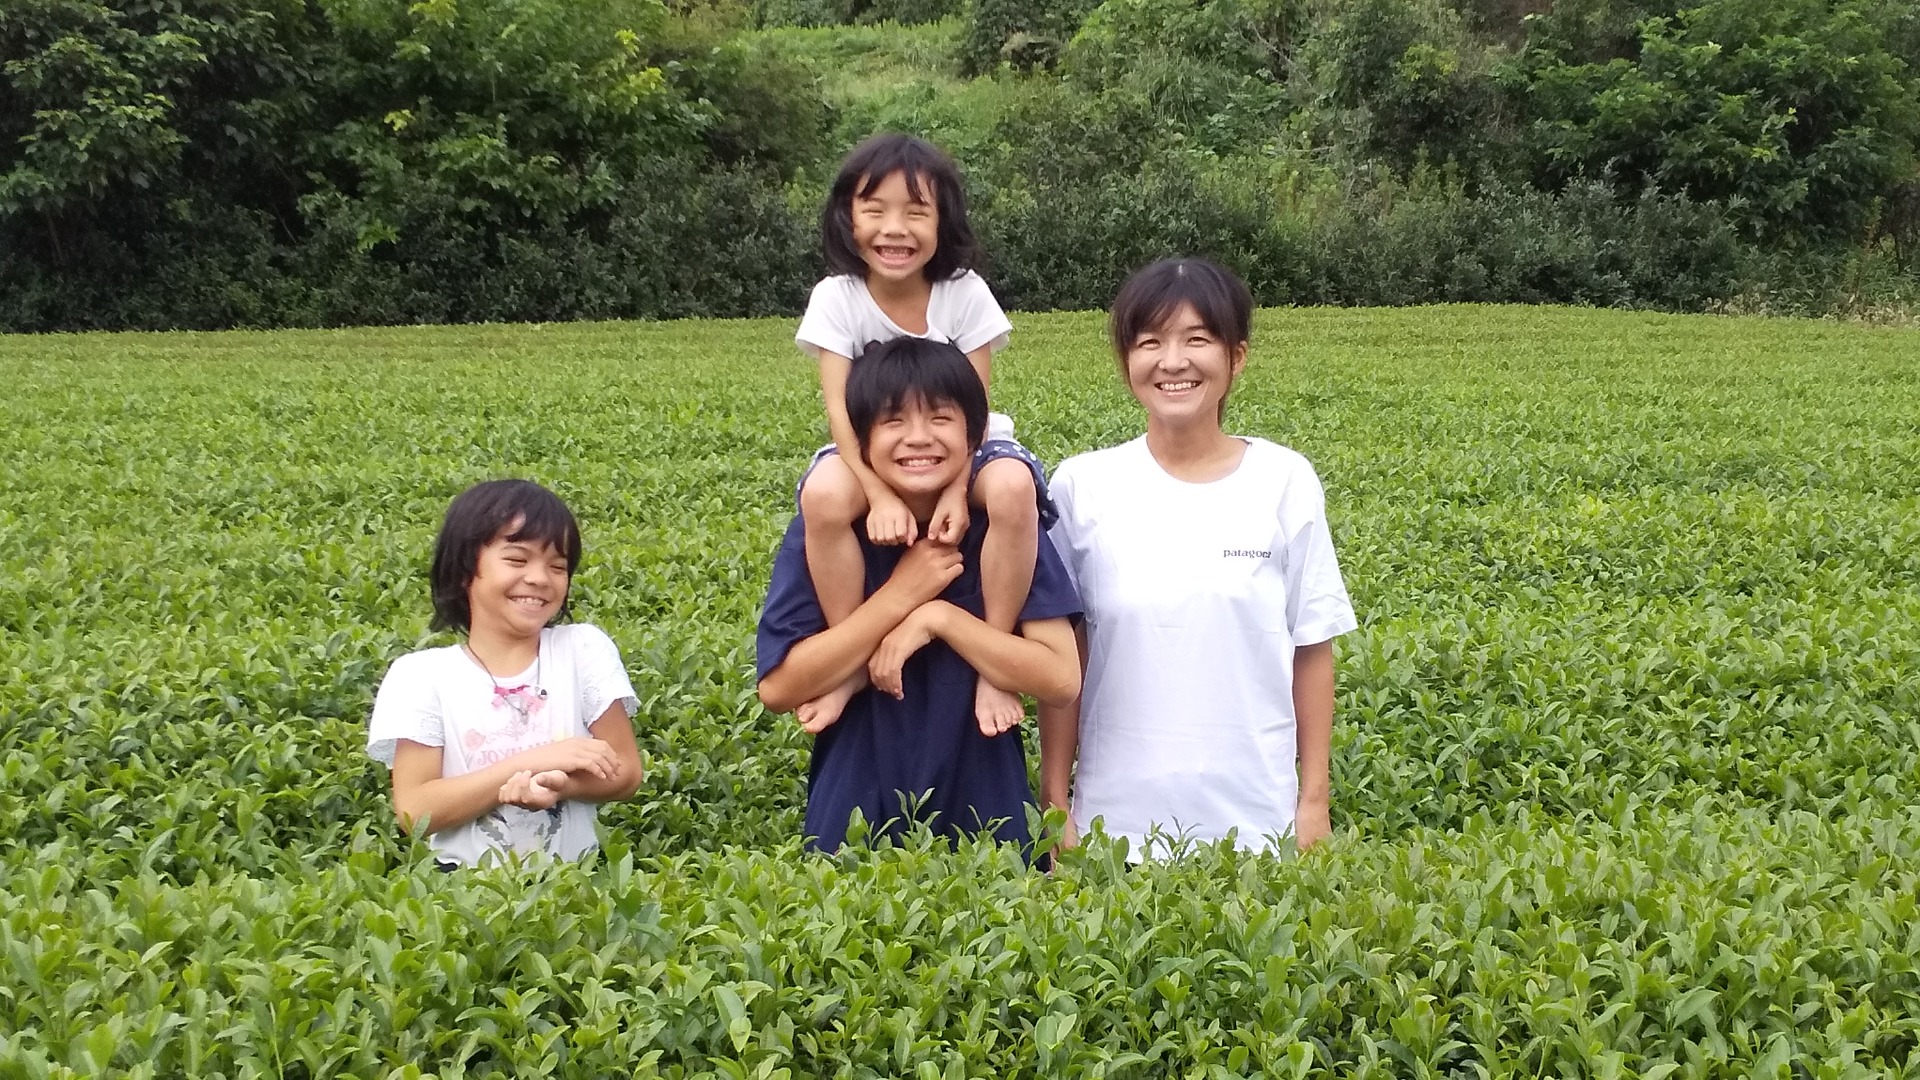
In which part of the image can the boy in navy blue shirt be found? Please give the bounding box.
[757,337,1083,855]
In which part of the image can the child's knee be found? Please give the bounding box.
[801,456,866,523]
[976,459,1039,524]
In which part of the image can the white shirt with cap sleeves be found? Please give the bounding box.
[795,271,1016,443]
[366,622,639,867]
[1047,436,1358,858]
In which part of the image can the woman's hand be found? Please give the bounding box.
[865,490,919,546]
[869,601,950,698]
[1294,798,1331,851]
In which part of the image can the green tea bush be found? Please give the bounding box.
[3,310,1918,1080]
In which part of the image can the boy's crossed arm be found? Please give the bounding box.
[758,540,963,714]
[869,605,1078,709]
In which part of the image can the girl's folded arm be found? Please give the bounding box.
[552,703,645,802]
[389,739,521,835]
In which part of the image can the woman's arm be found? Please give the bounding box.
[1037,622,1089,819]
[869,602,1080,708]
[1292,639,1336,850]
[759,540,963,712]
[389,736,624,835]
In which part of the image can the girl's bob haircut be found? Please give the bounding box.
[429,479,583,633]
[1108,257,1253,360]
[822,132,981,283]
[846,336,990,463]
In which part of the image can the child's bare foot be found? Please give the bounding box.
[798,678,859,734]
[974,679,1024,736]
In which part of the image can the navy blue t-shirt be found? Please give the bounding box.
[756,515,1083,854]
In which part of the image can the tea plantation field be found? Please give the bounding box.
[3,307,1918,1078]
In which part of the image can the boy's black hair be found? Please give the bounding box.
[822,132,981,283]
[1109,258,1254,420]
[845,337,989,464]
[429,479,582,633]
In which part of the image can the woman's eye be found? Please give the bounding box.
[505,558,526,567]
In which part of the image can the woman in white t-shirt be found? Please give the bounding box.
[366,480,642,869]
[1039,259,1358,859]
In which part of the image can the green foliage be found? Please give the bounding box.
[1290,0,1514,171]
[1508,0,1920,239]
[957,0,1102,74]
[3,309,1920,1074]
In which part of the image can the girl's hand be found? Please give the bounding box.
[870,601,949,699]
[865,491,918,546]
[499,769,568,809]
[519,737,621,781]
[927,485,970,545]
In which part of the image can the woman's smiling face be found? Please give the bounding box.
[1123,302,1248,428]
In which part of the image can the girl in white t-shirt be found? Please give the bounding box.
[366,480,643,869]
[793,133,1053,738]
[1039,259,1358,859]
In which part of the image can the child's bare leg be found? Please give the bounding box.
[798,455,868,732]
[973,457,1040,737]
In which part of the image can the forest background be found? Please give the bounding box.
[4,0,1919,333]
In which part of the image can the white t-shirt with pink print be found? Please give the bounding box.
[367,623,638,868]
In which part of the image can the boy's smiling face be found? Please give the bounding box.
[864,392,972,508]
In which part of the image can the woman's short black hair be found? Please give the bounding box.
[1109,257,1254,359]
[1109,258,1254,420]
[845,337,989,463]
[822,132,981,282]
[428,479,582,633]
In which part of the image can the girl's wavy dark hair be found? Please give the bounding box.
[822,132,981,282]
[428,479,582,632]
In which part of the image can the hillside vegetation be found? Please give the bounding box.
[3,0,1918,330]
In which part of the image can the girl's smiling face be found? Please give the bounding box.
[466,522,571,639]
[852,169,939,284]
[1124,302,1248,428]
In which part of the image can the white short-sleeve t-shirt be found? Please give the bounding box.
[366,623,639,867]
[1047,437,1358,858]
[795,271,1016,442]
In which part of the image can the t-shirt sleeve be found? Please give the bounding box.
[1280,464,1359,647]
[366,652,443,767]
[796,278,858,360]
[1019,531,1084,626]
[756,516,828,681]
[1043,462,1084,598]
[572,624,639,724]
[947,272,1013,356]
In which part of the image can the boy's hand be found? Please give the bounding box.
[499,769,568,809]
[926,485,970,545]
[878,539,963,608]
[870,601,950,699]
[865,491,918,546]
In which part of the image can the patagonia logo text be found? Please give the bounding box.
[1222,548,1272,559]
